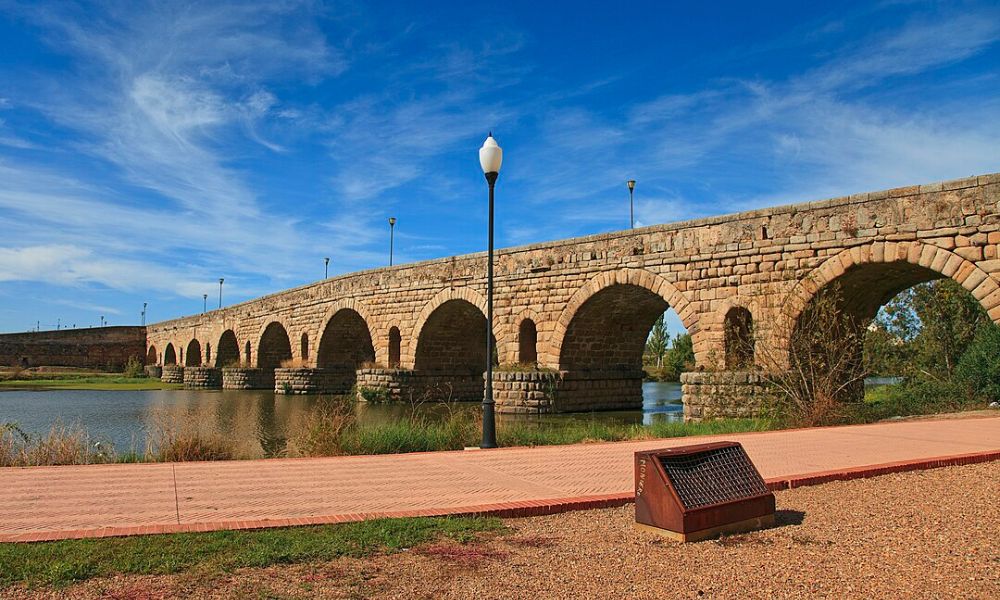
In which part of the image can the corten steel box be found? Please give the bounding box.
[635,441,775,542]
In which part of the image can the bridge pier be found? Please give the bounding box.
[355,368,483,402]
[144,365,162,378]
[161,365,184,384]
[274,367,356,395]
[493,369,643,414]
[183,367,222,389]
[221,367,273,390]
[680,371,769,421]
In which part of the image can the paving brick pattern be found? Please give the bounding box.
[2,416,998,542]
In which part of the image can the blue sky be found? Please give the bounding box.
[0,1,998,336]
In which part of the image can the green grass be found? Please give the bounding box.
[0,516,505,589]
[0,377,181,391]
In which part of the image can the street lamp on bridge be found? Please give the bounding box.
[478,133,502,449]
[203,294,208,314]
[219,278,224,309]
[324,257,330,279]
[627,179,636,229]
[388,217,396,266]
[142,302,147,326]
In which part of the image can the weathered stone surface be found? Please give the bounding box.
[142,172,1000,417]
[183,367,222,389]
[161,365,184,384]
[221,368,273,390]
[0,326,147,370]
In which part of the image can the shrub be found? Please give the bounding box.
[122,356,145,378]
[147,411,235,462]
[955,322,1000,403]
[0,421,119,466]
[357,385,390,403]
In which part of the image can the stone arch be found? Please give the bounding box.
[413,296,496,374]
[787,241,999,328]
[723,306,754,369]
[257,321,292,369]
[185,339,202,366]
[780,241,999,399]
[146,345,157,365]
[164,343,176,365]
[406,287,506,368]
[300,332,309,362]
[317,308,375,369]
[388,326,401,368]
[216,330,240,367]
[316,299,378,364]
[518,318,538,365]
[549,268,696,369]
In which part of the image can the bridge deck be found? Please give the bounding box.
[2,415,998,542]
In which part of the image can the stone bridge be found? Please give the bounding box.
[146,172,1000,419]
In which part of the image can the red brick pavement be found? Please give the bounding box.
[2,416,998,542]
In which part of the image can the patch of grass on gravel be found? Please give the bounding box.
[0,517,505,589]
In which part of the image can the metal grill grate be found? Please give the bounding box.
[658,445,768,509]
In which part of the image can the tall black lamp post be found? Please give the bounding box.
[478,133,502,449]
[142,302,147,326]
[627,179,636,229]
[203,294,208,314]
[388,217,396,266]
[218,278,224,309]
[324,257,330,279]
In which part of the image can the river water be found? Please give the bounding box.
[0,381,683,456]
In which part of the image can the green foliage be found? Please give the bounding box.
[865,279,988,378]
[649,333,695,382]
[122,356,145,379]
[0,516,505,588]
[955,321,1000,403]
[357,385,390,403]
[644,314,669,367]
[857,378,975,422]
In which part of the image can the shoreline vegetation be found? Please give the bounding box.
[1,390,991,468]
[0,406,772,468]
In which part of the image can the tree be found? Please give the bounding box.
[663,333,693,380]
[645,313,668,367]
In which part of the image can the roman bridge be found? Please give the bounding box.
[146,172,1000,419]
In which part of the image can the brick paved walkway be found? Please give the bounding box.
[2,416,998,542]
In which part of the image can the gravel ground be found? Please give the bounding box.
[4,461,998,599]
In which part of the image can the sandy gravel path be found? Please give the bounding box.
[5,460,997,599]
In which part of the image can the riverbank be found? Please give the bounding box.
[0,368,179,391]
[0,378,181,391]
[3,460,995,598]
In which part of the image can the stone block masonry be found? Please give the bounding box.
[161,365,184,384]
[222,368,273,390]
[681,371,771,421]
[144,173,1000,419]
[0,326,147,371]
[183,367,222,389]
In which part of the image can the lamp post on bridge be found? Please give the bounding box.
[627,179,636,229]
[203,294,208,314]
[388,217,396,266]
[218,278,224,309]
[324,257,330,279]
[142,302,147,326]
[478,133,502,449]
